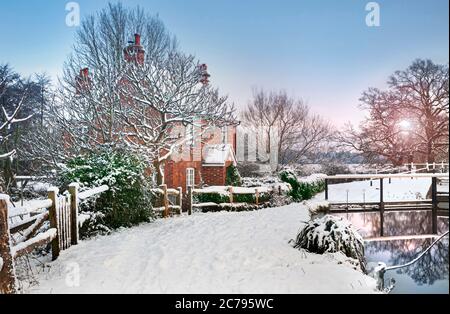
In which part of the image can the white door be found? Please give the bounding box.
[186,168,195,187]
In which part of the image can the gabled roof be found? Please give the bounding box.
[203,144,237,166]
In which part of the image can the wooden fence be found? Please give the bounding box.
[188,185,283,214]
[324,173,449,237]
[404,162,449,173]
[152,184,183,218]
[0,184,108,294]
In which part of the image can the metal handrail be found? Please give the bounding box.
[374,231,450,292]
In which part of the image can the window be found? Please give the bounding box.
[186,168,195,187]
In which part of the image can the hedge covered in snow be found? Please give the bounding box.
[293,215,366,272]
[279,169,326,201]
[59,151,153,234]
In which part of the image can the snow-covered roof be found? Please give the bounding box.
[202,144,237,166]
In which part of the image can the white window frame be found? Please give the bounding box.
[186,168,195,187]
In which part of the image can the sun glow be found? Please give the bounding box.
[398,120,412,131]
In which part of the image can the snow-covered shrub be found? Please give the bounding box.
[195,189,272,206]
[237,162,261,177]
[78,211,111,239]
[279,170,326,201]
[242,176,291,193]
[320,163,351,176]
[293,215,366,272]
[225,164,242,186]
[59,151,153,232]
[195,192,230,204]
[305,201,330,219]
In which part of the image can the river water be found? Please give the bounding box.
[335,211,449,294]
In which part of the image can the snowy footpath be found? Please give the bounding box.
[27,198,377,294]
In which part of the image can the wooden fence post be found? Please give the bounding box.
[177,187,183,215]
[379,178,384,237]
[431,177,438,234]
[0,197,17,294]
[48,187,60,261]
[161,184,169,217]
[228,186,234,203]
[255,188,259,206]
[325,179,329,200]
[187,186,193,215]
[69,183,79,245]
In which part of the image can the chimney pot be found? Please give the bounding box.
[134,33,141,46]
[82,68,89,77]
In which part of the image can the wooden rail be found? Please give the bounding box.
[324,173,449,237]
[151,184,182,218]
[188,185,282,213]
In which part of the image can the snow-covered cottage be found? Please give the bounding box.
[75,33,238,192]
[163,123,238,191]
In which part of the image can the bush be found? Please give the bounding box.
[195,193,230,204]
[279,169,325,201]
[225,164,242,186]
[293,215,366,272]
[59,151,153,231]
[237,162,262,177]
[320,163,351,176]
[195,191,271,205]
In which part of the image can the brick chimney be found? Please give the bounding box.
[76,67,91,94]
[124,33,145,65]
[134,33,141,46]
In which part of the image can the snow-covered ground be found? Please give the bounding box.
[328,177,447,203]
[25,199,376,294]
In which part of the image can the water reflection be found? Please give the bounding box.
[335,210,449,293]
[365,237,449,293]
[336,211,449,238]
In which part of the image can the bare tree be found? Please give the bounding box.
[51,3,178,157]
[120,53,236,184]
[0,64,33,191]
[337,88,417,165]
[390,59,449,162]
[36,3,236,184]
[338,59,449,164]
[242,89,332,168]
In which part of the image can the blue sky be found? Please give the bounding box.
[0,0,448,125]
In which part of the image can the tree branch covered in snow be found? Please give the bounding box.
[120,53,236,183]
[38,3,236,185]
[0,80,33,160]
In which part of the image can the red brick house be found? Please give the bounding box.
[163,123,238,192]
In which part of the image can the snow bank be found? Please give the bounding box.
[27,200,376,294]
